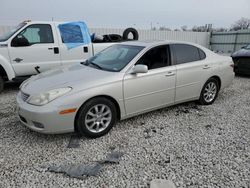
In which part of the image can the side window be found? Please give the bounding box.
[198,49,206,60]
[172,44,201,64]
[20,24,53,43]
[11,24,54,47]
[136,45,170,70]
[59,25,84,43]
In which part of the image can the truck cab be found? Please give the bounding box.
[0,21,118,92]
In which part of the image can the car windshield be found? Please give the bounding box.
[85,44,144,72]
[245,44,250,49]
[0,22,26,42]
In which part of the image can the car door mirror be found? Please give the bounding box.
[11,36,30,47]
[241,46,247,49]
[131,64,148,74]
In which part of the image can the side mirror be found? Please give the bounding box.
[11,37,30,47]
[131,64,148,74]
[241,46,247,49]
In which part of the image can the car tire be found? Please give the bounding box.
[76,97,117,138]
[123,28,139,40]
[198,78,219,105]
[0,76,4,93]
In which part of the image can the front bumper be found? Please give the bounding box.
[16,92,76,134]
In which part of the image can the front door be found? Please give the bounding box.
[123,45,176,116]
[9,24,61,76]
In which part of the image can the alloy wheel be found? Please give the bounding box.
[84,104,112,133]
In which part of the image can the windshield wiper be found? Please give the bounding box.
[82,60,103,70]
[89,62,103,70]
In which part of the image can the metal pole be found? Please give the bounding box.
[233,32,239,52]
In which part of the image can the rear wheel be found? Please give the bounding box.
[0,76,4,93]
[76,97,117,138]
[199,78,219,105]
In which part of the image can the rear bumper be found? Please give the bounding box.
[16,92,75,134]
[233,57,250,75]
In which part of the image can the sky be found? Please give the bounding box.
[0,0,250,29]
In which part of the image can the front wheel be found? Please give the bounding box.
[0,76,4,93]
[76,97,117,138]
[199,78,219,105]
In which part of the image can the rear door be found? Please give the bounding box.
[123,45,176,116]
[170,44,208,103]
[55,22,93,66]
[9,24,61,76]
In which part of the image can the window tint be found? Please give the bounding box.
[136,45,170,70]
[59,25,84,43]
[16,24,54,44]
[173,44,201,64]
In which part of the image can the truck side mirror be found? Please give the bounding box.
[11,36,30,47]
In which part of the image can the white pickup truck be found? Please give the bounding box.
[0,20,138,92]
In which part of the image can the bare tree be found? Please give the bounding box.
[213,27,228,32]
[231,17,250,31]
[159,26,171,31]
[181,25,188,31]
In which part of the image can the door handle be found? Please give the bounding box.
[165,71,175,76]
[203,65,211,69]
[48,47,59,54]
[83,46,88,53]
[13,58,23,63]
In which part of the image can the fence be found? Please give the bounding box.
[89,28,210,48]
[210,30,250,53]
[0,25,210,47]
[2,25,250,52]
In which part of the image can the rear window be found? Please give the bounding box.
[59,25,84,43]
[172,44,205,64]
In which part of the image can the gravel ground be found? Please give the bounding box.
[0,76,249,188]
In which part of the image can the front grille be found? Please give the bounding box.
[21,92,30,102]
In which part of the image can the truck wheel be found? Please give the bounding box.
[123,28,139,40]
[0,76,4,93]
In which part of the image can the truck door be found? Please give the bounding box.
[8,24,61,76]
[56,22,93,66]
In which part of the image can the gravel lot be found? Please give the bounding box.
[0,76,249,188]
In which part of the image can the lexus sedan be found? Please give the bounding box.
[16,41,234,137]
[231,44,250,75]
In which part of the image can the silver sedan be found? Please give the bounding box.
[16,41,234,137]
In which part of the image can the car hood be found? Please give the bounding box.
[21,64,123,95]
[0,42,8,47]
[231,49,250,58]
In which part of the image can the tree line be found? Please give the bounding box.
[152,17,250,32]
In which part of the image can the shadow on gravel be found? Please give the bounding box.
[3,81,21,91]
[119,101,202,127]
[235,74,250,78]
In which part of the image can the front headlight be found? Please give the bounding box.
[27,87,72,106]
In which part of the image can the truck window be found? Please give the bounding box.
[59,25,84,43]
[0,22,26,42]
[11,24,54,46]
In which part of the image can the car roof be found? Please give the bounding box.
[121,40,203,48]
